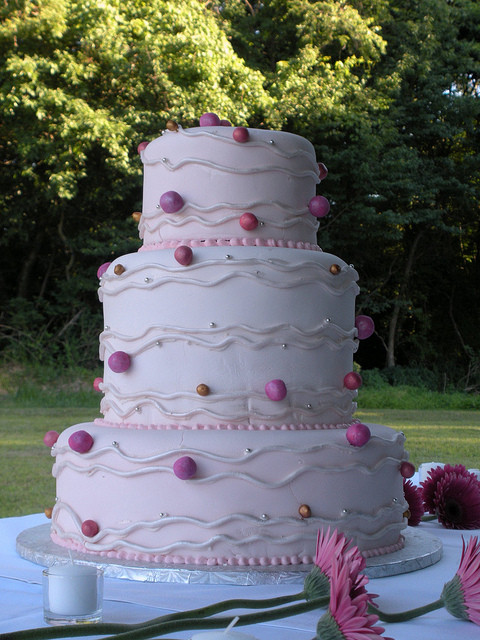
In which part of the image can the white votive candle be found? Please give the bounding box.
[191,631,258,640]
[418,462,444,483]
[46,564,99,616]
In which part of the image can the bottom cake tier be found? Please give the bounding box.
[50,423,408,566]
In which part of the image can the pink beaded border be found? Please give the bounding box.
[361,534,405,559]
[93,418,352,431]
[50,531,405,566]
[139,238,322,251]
[50,532,314,567]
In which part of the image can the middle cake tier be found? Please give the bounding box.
[97,245,360,429]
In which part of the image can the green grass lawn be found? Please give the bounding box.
[0,407,100,518]
[1,405,479,518]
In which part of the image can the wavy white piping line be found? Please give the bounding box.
[145,127,319,170]
[142,201,311,219]
[100,266,359,299]
[53,503,404,552]
[53,437,405,465]
[99,321,357,344]
[53,453,403,482]
[140,210,319,234]
[100,255,357,286]
[144,156,319,182]
[99,389,354,423]
[99,329,358,358]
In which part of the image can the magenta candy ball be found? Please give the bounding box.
[219,119,232,127]
[233,126,249,143]
[68,430,94,453]
[173,456,197,480]
[355,315,375,340]
[137,141,149,154]
[93,377,103,392]
[108,351,131,373]
[239,212,259,231]
[97,262,111,279]
[174,245,193,266]
[400,461,416,479]
[265,379,287,401]
[199,112,220,127]
[344,371,363,390]
[318,162,329,180]
[43,430,59,447]
[81,520,99,537]
[160,190,184,213]
[346,423,371,447]
[308,195,330,218]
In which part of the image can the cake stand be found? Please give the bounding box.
[16,525,442,585]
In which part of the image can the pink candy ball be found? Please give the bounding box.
[265,379,287,401]
[174,245,193,266]
[199,112,220,127]
[93,377,103,392]
[239,212,259,231]
[318,162,329,180]
[68,430,94,453]
[233,126,249,143]
[355,315,375,340]
[173,456,197,480]
[346,423,371,447]
[219,119,232,127]
[400,461,416,479]
[308,195,330,218]
[43,431,59,447]
[81,520,99,537]
[160,190,184,213]
[108,351,131,373]
[97,262,111,279]
[137,141,149,154]
[344,371,363,390]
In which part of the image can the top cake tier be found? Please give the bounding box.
[138,125,323,249]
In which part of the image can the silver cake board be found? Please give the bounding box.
[16,524,442,585]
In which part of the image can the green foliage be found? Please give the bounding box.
[0,0,479,385]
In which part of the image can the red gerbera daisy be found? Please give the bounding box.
[434,472,480,529]
[421,464,474,514]
[403,478,424,526]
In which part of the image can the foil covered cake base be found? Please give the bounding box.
[17,525,442,585]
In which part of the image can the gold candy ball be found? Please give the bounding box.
[329,264,341,275]
[44,507,53,519]
[196,384,210,396]
[298,504,312,518]
[131,212,142,223]
[114,264,126,275]
[166,119,179,131]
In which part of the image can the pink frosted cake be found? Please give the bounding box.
[49,115,409,566]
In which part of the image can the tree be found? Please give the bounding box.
[0,0,271,365]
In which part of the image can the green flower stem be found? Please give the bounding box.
[420,514,437,522]
[368,598,444,622]
[100,596,330,640]
[0,591,307,640]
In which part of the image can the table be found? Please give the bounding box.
[1,513,480,639]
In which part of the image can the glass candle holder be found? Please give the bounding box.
[43,564,103,625]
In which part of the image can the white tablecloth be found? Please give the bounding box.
[2,514,480,639]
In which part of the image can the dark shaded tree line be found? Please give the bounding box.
[1,0,479,390]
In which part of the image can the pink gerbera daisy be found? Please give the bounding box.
[442,536,480,624]
[316,562,392,639]
[421,464,474,514]
[403,478,424,526]
[434,472,480,529]
[304,528,375,604]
